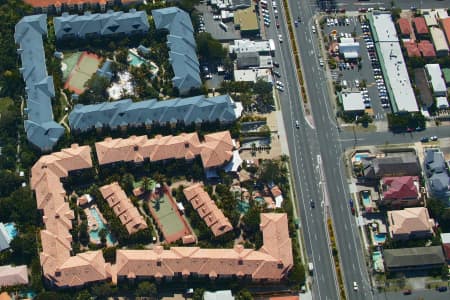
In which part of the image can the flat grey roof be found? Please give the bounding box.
[384,246,444,268]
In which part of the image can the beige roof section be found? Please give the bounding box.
[31,144,111,287]
[183,183,233,237]
[95,131,234,169]
[388,207,435,237]
[99,182,147,234]
[115,213,292,280]
[0,265,28,287]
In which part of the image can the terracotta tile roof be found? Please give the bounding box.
[31,144,111,287]
[115,213,292,280]
[32,143,291,287]
[413,17,428,35]
[183,183,233,237]
[418,40,436,57]
[0,265,28,287]
[441,18,450,44]
[95,131,234,169]
[398,18,412,35]
[0,292,11,300]
[388,207,435,238]
[382,176,419,200]
[404,41,421,57]
[99,182,147,234]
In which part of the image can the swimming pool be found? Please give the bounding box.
[128,51,147,67]
[4,223,17,240]
[361,191,371,206]
[372,251,384,272]
[374,233,386,244]
[89,208,116,245]
[354,153,369,162]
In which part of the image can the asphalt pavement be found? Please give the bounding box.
[274,1,450,300]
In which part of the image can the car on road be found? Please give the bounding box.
[319,58,324,67]
[437,286,448,292]
[276,21,280,28]
[278,34,283,42]
[276,80,284,87]
[273,61,280,67]
[295,120,300,128]
[294,20,298,27]
[420,137,429,143]
[311,25,316,33]
[403,289,412,295]
[310,200,315,208]
[353,281,358,291]
[273,70,281,77]
[430,136,438,141]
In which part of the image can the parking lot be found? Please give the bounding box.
[322,14,389,120]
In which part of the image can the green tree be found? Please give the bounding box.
[10,230,37,265]
[76,290,93,300]
[79,220,90,246]
[236,289,253,300]
[121,173,135,194]
[192,288,205,300]
[99,228,107,246]
[196,32,226,61]
[135,281,157,297]
[91,282,115,299]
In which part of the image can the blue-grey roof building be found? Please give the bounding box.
[54,9,149,40]
[97,60,113,80]
[14,14,64,151]
[152,7,201,95]
[68,94,242,131]
[424,148,450,205]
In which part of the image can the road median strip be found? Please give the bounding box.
[327,217,347,300]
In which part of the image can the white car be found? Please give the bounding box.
[272,1,277,8]
[312,25,316,33]
[276,85,284,92]
[278,34,283,42]
[276,80,284,87]
[353,281,358,291]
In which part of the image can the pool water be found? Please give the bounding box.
[374,233,386,244]
[128,51,147,67]
[4,223,17,240]
[89,208,116,245]
[361,191,371,206]
[354,153,369,162]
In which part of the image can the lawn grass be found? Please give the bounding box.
[0,97,14,113]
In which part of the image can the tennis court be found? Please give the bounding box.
[148,188,192,243]
[64,52,101,94]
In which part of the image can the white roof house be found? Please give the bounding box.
[430,27,449,56]
[369,13,419,113]
[0,223,12,252]
[436,97,449,109]
[339,38,360,59]
[341,92,365,112]
[424,13,438,27]
[425,64,447,96]
[204,290,235,300]
[234,68,273,83]
[229,39,275,54]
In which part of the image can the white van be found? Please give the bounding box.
[308,262,314,274]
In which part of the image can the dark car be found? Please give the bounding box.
[310,200,315,208]
[437,286,447,292]
[403,289,412,295]
[420,137,429,143]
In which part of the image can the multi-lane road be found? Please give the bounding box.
[268,1,450,300]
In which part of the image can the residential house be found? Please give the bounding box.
[152,7,201,95]
[404,41,420,58]
[32,143,292,287]
[23,1,142,13]
[413,17,429,37]
[0,265,28,287]
[30,144,111,287]
[14,15,64,151]
[387,207,435,240]
[54,9,149,40]
[95,131,237,173]
[425,64,447,97]
[204,290,235,300]
[115,213,293,282]
[424,148,450,203]
[397,18,412,38]
[183,183,233,237]
[418,40,436,58]
[379,176,421,207]
[99,182,148,234]
[0,223,14,252]
[68,94,243,132]
[361,152,420,180]
[440,232,450,263]
[384,246,445,272]
[440,17,450,46]
[430,27,449,57]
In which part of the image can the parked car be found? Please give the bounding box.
[310,200,315,208]
[436,286,447,292]
[403,289,412,295]
[353,282,358,291]
[420,137,429,143]
[295,120,300,128]
[430,136,438,141]
[273,70,281,77]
